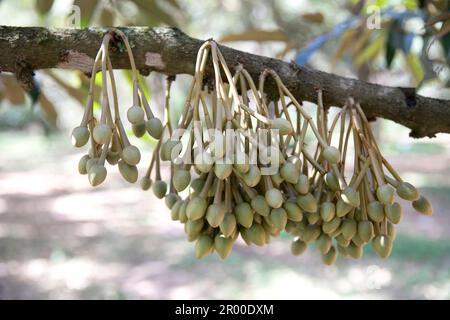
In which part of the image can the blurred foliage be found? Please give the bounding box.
[0,0,183,131]
[0,0,449,131]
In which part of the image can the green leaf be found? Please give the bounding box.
[93,100,101,113]
[386,26,399,68]
[355,34,385,66]
[94,72,103,87]
[35,0,54,16]
[404,0,418,10]
[122,70,134,86]
[406,53,424,84]
[374,0,389,7]
[351,29,374,56]
[441,32,450,58]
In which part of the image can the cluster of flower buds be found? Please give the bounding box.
[72,33,433,265]
[71,29,163,187]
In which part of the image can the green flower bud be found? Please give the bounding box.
[127,106,145,124]
[88,164,107,187]
[71,126,90,147]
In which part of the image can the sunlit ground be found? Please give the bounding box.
[0,130,449,300]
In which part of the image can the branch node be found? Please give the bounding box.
[399,87,417,109]
[14,58,35,91]
[409,129,436,139]
[234,64,244,73]
[203,76,215,93]
[289,60,302,75]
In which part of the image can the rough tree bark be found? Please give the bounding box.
[0,26,449,138]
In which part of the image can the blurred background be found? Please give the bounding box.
[0,0,449,299]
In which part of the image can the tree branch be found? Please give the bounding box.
[1,26,449,138]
